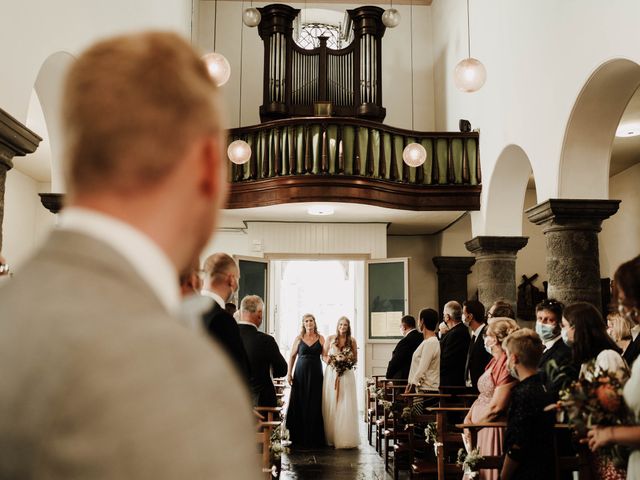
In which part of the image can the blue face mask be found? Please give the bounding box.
[536,322,557,342]
[561,328,573,347]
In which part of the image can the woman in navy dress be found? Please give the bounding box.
[286,314,326,448]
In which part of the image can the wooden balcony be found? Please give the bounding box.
[227,117,481,211]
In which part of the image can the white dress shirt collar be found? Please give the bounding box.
[472,324,485,338]
[202,290,226,310]
[58,207,180,315]
[543,335,562,351]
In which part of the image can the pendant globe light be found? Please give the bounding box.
[242,3,261,28]
[228,1,251,165]
[382,0,400,28]
[453,0,486,93]
[402,0,426,168]
[203,0,231,87]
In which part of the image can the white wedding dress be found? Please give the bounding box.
[322,344,360,448]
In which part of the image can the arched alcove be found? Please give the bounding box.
[559,58,640,199]
[32,51,76,192]
[481,144,533,236]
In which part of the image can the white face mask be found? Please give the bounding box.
[484,336,497,354]
[462,314,470,327]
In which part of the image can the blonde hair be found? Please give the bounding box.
[502,328,544,369]
[486,318,520,343]
[300,314,318,336]
[608,312,633,342]
[62,31,222,197]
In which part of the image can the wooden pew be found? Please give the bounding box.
[254,406,283,423]
[256,419,282,479]
[366,375,386,445]
[376,380,408,455]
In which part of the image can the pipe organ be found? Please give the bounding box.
[258,4,387,122]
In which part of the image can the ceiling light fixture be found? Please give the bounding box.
[402,0,426,168]
[616,122,640,137]
[307,205,335,216]
[382,0,400,28]
[453,0,486,93]
[242,0,261,27]
[203,0,231,87]
[228,1,251,165]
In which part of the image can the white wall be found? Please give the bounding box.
[198,1,435,131]
[431,0,640,235]
[3,170,55,268]
[600,162,640,278]
[1,0,193,123]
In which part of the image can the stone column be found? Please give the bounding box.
[465,236,529,313]
[0,108,42,251]
[526,199,620,310]
[432,256,476,314]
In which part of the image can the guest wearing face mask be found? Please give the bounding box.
[463,300,493,392]
[462,318,519,480]
[562,302,629,480]
[535,299,576,401]
[587,255,640,478]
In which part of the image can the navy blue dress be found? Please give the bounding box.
[286,339,326,448]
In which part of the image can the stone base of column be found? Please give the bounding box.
[526,199,620,311]
[432,256,476,314]
[465,236,529,314]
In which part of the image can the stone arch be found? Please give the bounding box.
[481,144,533,236]
[32,51,76,192]
[559,58,640,199]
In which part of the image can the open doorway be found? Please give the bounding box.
[269,259,366,411]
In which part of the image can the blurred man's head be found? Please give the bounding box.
[203,253,239,303]
[62,32,227,272]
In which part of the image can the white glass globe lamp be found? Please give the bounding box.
[402,143,426,167]
[242,7,261,27]
[382,8,401,28]
[453,57,487,93]
[202,52,231,87]
[227,140,252,165]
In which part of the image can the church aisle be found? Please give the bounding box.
[280,423,392,479]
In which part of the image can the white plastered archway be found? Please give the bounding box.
[33,51,76,193]
[472,144,533,237]
[559,58,640,199]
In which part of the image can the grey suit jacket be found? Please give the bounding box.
[0,230,259,479]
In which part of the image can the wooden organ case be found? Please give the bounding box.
[257,4,388,122]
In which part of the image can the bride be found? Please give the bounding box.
[322,316,360,449]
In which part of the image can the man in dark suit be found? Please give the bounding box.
[386,315,424,380]
[440,301,471,387]
[202,253,251,381]
[536,299,576,400]
[238,295,288,407]
[463,300,492,391]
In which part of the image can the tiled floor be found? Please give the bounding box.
[280,423,392,480]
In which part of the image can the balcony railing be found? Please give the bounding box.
[227,117,481,211]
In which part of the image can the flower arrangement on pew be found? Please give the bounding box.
[424,421,442,455]
[269,424,290,478]
[551,359,632,467]
[457,448,484,478]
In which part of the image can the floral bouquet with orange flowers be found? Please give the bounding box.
[328,347,356,377]
[553,359,632,467]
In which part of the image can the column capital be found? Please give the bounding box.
[526,199,620,231]
[432,256,475,274]
[0,108,42,170]
[465,236,529,255]
[39,193,64,214]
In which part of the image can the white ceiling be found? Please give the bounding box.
[611,87,640,176]
[219,202,465,235]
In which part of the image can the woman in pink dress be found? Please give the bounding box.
[463,318,520,480]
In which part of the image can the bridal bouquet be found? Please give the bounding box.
[328,348,356,377]
[551,359,632,467]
